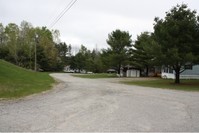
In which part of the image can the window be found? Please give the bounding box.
[169,68,173,73]
[164,67,168,73]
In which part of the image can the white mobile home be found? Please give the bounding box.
[161,65,199,79]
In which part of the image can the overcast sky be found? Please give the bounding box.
[1,0,199,51]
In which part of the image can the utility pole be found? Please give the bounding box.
[35,34,38,72]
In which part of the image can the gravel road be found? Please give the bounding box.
[0,73,199,132]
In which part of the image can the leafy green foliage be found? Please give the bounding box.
[153,4,199,83]
[91,50,104,73]
[55,42,71,70]
[70,45,88,71]
[131,32,156,76]
[70,45,104,73]
[0,21,65,71]
[100,49,113,72]
[34,27,61,71]
[106,29,132,74]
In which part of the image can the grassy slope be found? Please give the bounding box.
[122,78,199,91]
[0,60,55,98]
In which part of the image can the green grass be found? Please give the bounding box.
[0,60,55,98]
[72,73,117,79]
[121,78,199,91]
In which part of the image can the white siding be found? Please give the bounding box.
[161,65,199,79]
[127,69,140,77]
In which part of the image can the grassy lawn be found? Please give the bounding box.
[0,60,55,99]
[72,73,117,79]
[121,78,199,91]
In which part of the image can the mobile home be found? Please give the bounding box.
[161,65,199,79]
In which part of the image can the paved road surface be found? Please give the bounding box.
[0,73,199,132]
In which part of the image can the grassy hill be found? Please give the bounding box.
[0,60,55,98]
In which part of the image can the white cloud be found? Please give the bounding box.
[1,0,199,50]
[57,10,154,49]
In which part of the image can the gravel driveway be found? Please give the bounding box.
[0,73,199,132]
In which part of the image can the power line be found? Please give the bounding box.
[47,0,66,26]
[48,0,78,29]
[48,0,77,28]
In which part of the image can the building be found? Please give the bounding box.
[161,65,199,79]
[121,65,140,77]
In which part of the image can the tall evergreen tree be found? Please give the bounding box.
[106,29,132,74]
[131,32,155,76]
[153,4,199,83]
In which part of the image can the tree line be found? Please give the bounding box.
[0,21,72,71]
[71,4,199,84]
[0,4,199,83]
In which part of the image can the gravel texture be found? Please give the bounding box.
[0,73,199,132]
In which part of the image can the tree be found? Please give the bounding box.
[70,45,89,72]
[0,21,64,71]
[18,21,35,68]
[131,32,156,76]
[0,23,5,45]
[106,29,132,74]
[153,4,199,83]
[69,45,105,73]
[5,23,20,64]
[101,48,114,72]
[90,49,104,73]
[55,42,69,64]
[35,27,61,71]
[0,23,8,59]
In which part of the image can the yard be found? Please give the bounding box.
[121,78,199,91]
[73,73,199,91]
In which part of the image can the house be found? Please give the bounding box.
[161,65,199,79]
[121,65,140,77]
[63,65,75,73]
[141,67,161,77]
